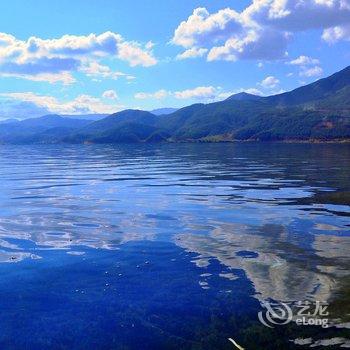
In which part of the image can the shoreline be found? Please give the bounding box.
[1,139,350,146]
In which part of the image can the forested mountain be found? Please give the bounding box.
[64,110,168,143]
[264,65,350,107]
[1,66,349,144]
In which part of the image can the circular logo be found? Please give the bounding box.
[258,302,293,328]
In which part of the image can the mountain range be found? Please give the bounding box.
[0,65,349,144]
[150,108,178,115]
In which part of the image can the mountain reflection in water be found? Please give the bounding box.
[0,143,349,349]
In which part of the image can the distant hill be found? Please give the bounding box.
[0,115,90,144]
[225,92,263,101]
[0,118,19,125]
[18,115,90,129]
[64,110,167,143]
[150,108,178,115]
[1,66,349,144]
[60,114,108,121]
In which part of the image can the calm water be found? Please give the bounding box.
[0,143,349,349]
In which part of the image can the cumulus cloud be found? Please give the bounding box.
[145,41,155,50]
[102,90,118,100]
[1,92,124,115]
[299,65,324,77]
[207,28,289,62]
[174,86,218,100]
[259,76,280,88]
[0,31,156,84]
[243,87,264,95]
[288,55,320,65]
[322,23,350,42]
[245,0,350,31]
[176,47,208,60]
[134,89,168,100]
[171,1,350,61]
[172,6,289,62]
[80,61,134,80]
[287,55,323,79]
[172,8,243,48]
[117,40,157,67]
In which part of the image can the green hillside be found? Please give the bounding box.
[1,65,349,144]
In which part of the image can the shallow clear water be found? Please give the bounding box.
[0,143,349,349]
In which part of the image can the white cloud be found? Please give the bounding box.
[288,55,320,65]
[176,47,208,60]
[117,41,157,67]
[246,0,350,31]
[145,41,155,50]
[171,6,290,62]
[134,89,168,100]
[172,8,243,48]
[299,66,324,77]
[174,86,217,100]
[215,91,235,100]
[245,87,264,95]
[80,61,134,80]
[135,86,265,102]
[0,72,76,85]
[1,92,124,115]
[207,28,289,62]
[102,90,118,100]
[260,76,280,88]
[287,55,323,79]
[136,86,217,101]
[171,1,350,61]
[217,87,264,99]
[322,23,350,42]
[0,31,156,84]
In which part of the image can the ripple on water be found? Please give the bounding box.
[0,143,349,334]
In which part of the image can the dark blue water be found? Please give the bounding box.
[0,143,349,349]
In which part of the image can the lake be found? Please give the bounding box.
[0,143,349,349]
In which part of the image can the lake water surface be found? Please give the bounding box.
[0,143,349,349]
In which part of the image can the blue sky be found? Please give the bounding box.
[0,0,349,119]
